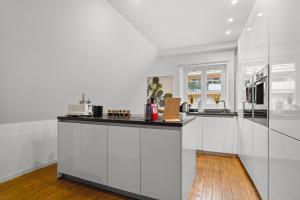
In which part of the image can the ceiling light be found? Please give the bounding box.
[226,30,232,35]
[246,27,251,31]
[228,17,234,23]
[231,0,238,5]
[257,12,264,17]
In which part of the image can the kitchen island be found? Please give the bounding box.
[57,115,197,200]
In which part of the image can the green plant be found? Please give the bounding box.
[147,77,173,110]
[148,77,163,101]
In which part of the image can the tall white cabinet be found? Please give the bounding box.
[269,0,300,199]
[238,0,300,199]
[252,122,268,200]
[239,118,254,179]
[269,0,300,140]
[269,129,300,200]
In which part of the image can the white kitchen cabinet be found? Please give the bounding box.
[203,117,234,154]
[108,126,140,194]
[239,118,254,179]
[141,128,181,200]
[80,124,107,185]
[269,0,300,140]
[194,117,203,150]
[58,122,81,178]
[269,129,300,200]
[181,119,198,200]
[252,122,268,200]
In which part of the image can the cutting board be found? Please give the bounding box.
[163,98,181,122]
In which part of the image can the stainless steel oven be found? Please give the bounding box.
[243,78,254,120]
[253,66,268,127]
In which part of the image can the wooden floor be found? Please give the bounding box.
[0,154,261,200]
[189,154,261,200]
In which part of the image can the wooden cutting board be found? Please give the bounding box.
[163,98,181,122]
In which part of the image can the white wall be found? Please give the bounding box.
[0,0,157,124]
[0,0,157,182]
[150,50,236,110]
[0,120,57,183]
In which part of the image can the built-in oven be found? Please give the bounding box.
[253,66,268,127]
[243,78,254,120]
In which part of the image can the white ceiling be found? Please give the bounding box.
[108,0,255,50]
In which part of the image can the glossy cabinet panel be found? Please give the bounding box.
[58,122,81,177]
[269,0,300,140]
[80,124,107,185]
[141,128,181,200]
[194,117,203,151]
[181,119,197,200]
[252,122,268,200]
[239,118,254,178]
[108,126,140,194]
[269,129,300,200]
[237,0,269,113]
[203,117,234,154]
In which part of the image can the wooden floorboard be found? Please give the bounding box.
[0,154,261,200]
[189,154,261,200]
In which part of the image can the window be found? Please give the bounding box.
[183,65,227,109]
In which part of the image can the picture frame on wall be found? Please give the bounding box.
[146,76,173,113]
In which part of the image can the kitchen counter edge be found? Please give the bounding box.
[57,116,196,127]
[186,112,238,117]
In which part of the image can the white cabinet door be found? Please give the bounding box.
[195,117,203,150]
[108,126,140,194]
[269,129,300,200]
[203,117,234,154]
[252,122,268,200]
[81,124,107,185]
[141,128,181,200]
[269,0,300,140]
[239,118,254,178]
[58,122,81,177]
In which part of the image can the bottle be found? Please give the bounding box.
[198,99,203,113]
[150,98,159,121]
[145,99,152,121]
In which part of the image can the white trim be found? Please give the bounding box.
[178,61,228,69]
[158,41,237,57]
[0,160,57,184]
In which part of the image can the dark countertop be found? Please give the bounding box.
[57,115,196,127]
[186,111,238,117]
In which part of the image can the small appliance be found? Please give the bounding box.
[243,65,269,127]
[67,104,93,116]
[253,65,268,127]
[180,102,190,112]
[93,106,103,117]
[67,93,93,116]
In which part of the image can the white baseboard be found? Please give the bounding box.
[0,160,57,184]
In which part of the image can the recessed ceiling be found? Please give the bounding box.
[108,0,255,50]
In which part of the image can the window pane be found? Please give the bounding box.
[205,69,224,107]
[188,71,202,93]
[187,71,202,108]
[207,69,222,91]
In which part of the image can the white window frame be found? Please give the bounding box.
[182,64,227,109]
